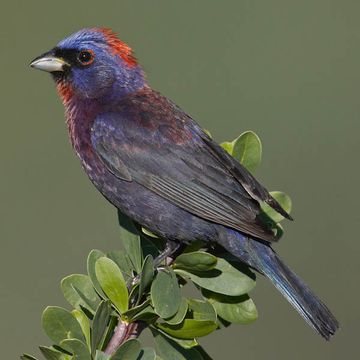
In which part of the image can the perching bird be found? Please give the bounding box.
[30,28,338,339]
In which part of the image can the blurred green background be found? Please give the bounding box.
[1,0,359,358]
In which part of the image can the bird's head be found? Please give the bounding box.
[30,28,145,102]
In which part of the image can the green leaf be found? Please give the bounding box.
[220,141,234,155]
[175,258,255,296]
[61,274,99,312]
[95,351,111,360]
[174,252,217,272]
[139,347,157,360]
[71,310,91,349]
[95,257,128,314]
[187,299,217,322]
[172,338,199,349]
[91,300,112,355]
[152,329,203,360]
[87,250,107,298]
[42,306,84,344]
[129,281,139,301]
[117,210,143,274]
[155,328,199,349]
[151,269,181,319]
[140,236,161,259]
[110,339,142,360]
[138,255,154,304]
[165,298,188,325]
[21,355,39,360]
[123,299,151,319]
[130,304,158,322]
[141,227,159,238]
[202,290,258,324]
[101,315,118,352]
[203,129,212,138]
[60,339,91,360]
[156,299,218,340]
[50,346,72,356]
[156,319,217,339]
[107,251,134,282]
[39,346,69,360]
[261,191,292,223]
[274,223,284,239]
[232,131,262,172]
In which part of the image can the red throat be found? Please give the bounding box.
[56,81,74,105]
[97,28,137,67]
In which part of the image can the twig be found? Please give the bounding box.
[104,320,128,355]
[104,319,146,355]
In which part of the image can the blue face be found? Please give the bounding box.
[50,29,144,100]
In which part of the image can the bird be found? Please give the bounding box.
[30,27,338,339]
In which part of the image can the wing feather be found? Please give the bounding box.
[91,91,290,243]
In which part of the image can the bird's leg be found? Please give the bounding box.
[130,240,182,288]
[154,240,182,267]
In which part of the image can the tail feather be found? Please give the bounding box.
[218,231,339,339]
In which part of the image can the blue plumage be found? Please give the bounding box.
[220,230,338,338]
[30,28,339,339]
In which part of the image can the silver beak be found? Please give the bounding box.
[30,55,69,73]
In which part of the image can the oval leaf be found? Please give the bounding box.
[232,131,262,172]
[131,304,158,322]
[202,290,258,324]
[155,330,199,350]
[141,227,159,238]
[61,274,99,312]
[95,351,110,360]
[21,355,40,360]
[138,255,154,304]
[95,258,128,314]
[91,300,112,355]
[165,298,188,325]
[270,191,292,214]
[151,269,181,319]
[87,250,106,298]
[220,141,234,155]
[174,252,217,272]
[152,330,203,360]
[156,319,217,339]
[71,310,91,349]
[123,299,151,319]
[261,191,292,223]
[107,251,134,282]
[42,306,84,344]
[187,299,216,322]
[39,346,69,360]
[110,339,142,360]
[139,347,157,360]
[175,258,255,296]
[117,210,143,274]
[60,339,91,360]
[100,315,118,353]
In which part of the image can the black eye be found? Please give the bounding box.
[77,50,94,65]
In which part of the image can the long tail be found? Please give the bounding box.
[218,230,339,340]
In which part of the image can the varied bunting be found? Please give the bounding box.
[30,28,338,339]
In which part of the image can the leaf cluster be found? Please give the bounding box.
[22,131,292,360]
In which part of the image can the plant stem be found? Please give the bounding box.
[104,320,127,355]
[104,319,145,355]
[104,250,178,355]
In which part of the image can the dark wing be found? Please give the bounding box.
[91,94,290,242]
[199,132,293,221]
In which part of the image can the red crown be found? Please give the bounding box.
[97,28,137,67]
